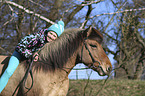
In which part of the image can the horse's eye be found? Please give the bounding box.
[90,44,97,48]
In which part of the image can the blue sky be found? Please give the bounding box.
[69,0,116,79]
[69,0,145,79]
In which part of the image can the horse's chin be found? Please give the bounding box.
[86,63,109,76]
[98,71,106,76]
[94,67,107,76]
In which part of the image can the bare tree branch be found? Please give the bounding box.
[5,1,55,24]
[80,0,103,6]
[80,4,93,29]
[64,3,84,24]
[63,0,103,24]
[29,0,48,11]
[90,7,145,18]
[0,47,12,55]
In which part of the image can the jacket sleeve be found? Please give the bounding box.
[15,29,46,59]
[15,34,37,58]
[16,29,46,58]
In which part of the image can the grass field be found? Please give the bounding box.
[67,79,145,96]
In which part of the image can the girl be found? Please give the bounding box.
[0,20,64,93]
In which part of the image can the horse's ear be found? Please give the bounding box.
[82,26,92,38]
[83,27,103,44]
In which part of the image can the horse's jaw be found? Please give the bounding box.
[93,64,112,76]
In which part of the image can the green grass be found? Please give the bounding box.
[67,79,145,96]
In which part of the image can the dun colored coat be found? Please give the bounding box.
[0,27,112,96]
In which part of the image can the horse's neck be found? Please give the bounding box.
[62,51,80,76]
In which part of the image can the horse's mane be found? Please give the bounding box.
[33,28,85,72]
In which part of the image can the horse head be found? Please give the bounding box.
[77,27,112,76]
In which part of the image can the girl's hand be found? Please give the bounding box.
[33,52,39,62]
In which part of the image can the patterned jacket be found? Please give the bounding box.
[15,29,48,59]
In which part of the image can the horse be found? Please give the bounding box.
[0,27,112,96]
